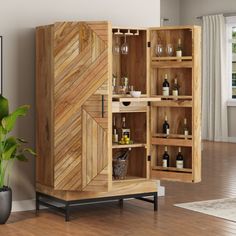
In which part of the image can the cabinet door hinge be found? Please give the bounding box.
[147,42,151,48]
[148,101,151,106]
[148,155,151,161]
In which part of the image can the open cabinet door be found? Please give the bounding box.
[53,21,112,191]
[148,26,201,183]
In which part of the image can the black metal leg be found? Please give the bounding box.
[65,203,70,222]
[119,199,123,208]
[36,192,40,215]
[154,192,158,211]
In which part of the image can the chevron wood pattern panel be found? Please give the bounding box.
[53,22,110,191]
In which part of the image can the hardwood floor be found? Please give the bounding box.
[1,141,236,236]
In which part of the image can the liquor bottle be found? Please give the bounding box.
[162,146,170,168]
[176,147,184,169]
[172,77,179,96]
[121,117,130,138]
[183,118,189,137]
[162,74,170,96]
[162,115,170,135]
[176,38,183,60]
[112,117,118,143]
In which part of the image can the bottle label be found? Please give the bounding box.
[122,129,130,138]
[176,160,184,169]
[163,87,169,96]
[162,160,168,168]
[176,50,182,57]
[166,128,170,135]
[172,90,178,96]
[184,130,189,136]
[113,134,119,143]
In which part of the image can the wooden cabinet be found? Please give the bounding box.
[36,22,201,205]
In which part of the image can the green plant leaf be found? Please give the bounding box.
[23,148,36,156]
[16,154,28,162]
[0,95,9,121]
[17,138,28,143]
[2,144,17,160]
[2,105,30,132]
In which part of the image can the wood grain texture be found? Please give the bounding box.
[36,21,111,192]
[36,25,54,187]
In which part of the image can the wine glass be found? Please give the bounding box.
[121,35,128,54]
[166,44,174,56]
[113,36,120,55]
[155,44,164,57]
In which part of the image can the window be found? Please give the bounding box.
[232,27,236,98]
[226,17,236,100]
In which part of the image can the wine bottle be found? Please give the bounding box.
[183,118,189,137]
[121,117,130,138]
[162,146,170,168]
[112,117,118,143]
[176,147,184,169]
[162,74,170,96]
[162,115,170,135]
[172,77,179,96]
[176,38,182,60]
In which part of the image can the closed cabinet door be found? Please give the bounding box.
[53,21,112,191]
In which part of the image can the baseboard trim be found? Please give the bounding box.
[12,199,36,212]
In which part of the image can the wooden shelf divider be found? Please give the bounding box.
[151,137,192,147]
[153,133,192,139]
[151,100,192,107]
[152,56,192,61]
[151,61,193,69]
[152,166,192,173]
[112,143,147,149]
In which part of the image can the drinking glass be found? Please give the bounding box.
[166,44,174,56]
[113,36,120,55]
[121,35,128,54]
[155,44,164,57]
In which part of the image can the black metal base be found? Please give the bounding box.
[36,191,158,221]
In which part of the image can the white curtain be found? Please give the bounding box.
[202,14,228,141]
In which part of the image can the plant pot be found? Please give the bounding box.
[0,187,12,224]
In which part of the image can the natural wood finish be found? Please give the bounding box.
[36,21,111,192]
[152,56,192,61]
[152,137,192,147]
[150,26,201,183]
[192,26,202,182]
[151,100,192,107]
[152,61,193,68]
[153,133,192,139]
[36,179,157,201]
[152,166,192,173]
[36,25,54,187]
[112,143,146,149]
[112,101,147,113]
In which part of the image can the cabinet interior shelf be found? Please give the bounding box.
[112,94,147,99]
[151,61,193,68]
[112,143,147,149]
[152,166,192,173]
[153,133,192,140]
[151,95,192,100]
[152,137,192,147]
[151,100,192,107]
[152,56,192,61]
[113,176,147,182]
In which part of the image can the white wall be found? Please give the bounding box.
[160,0,180,26]
[180,0,236,25]
[0,0,160,201]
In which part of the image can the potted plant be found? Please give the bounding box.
[0,95,35,224]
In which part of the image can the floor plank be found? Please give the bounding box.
[1,141,236,236]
